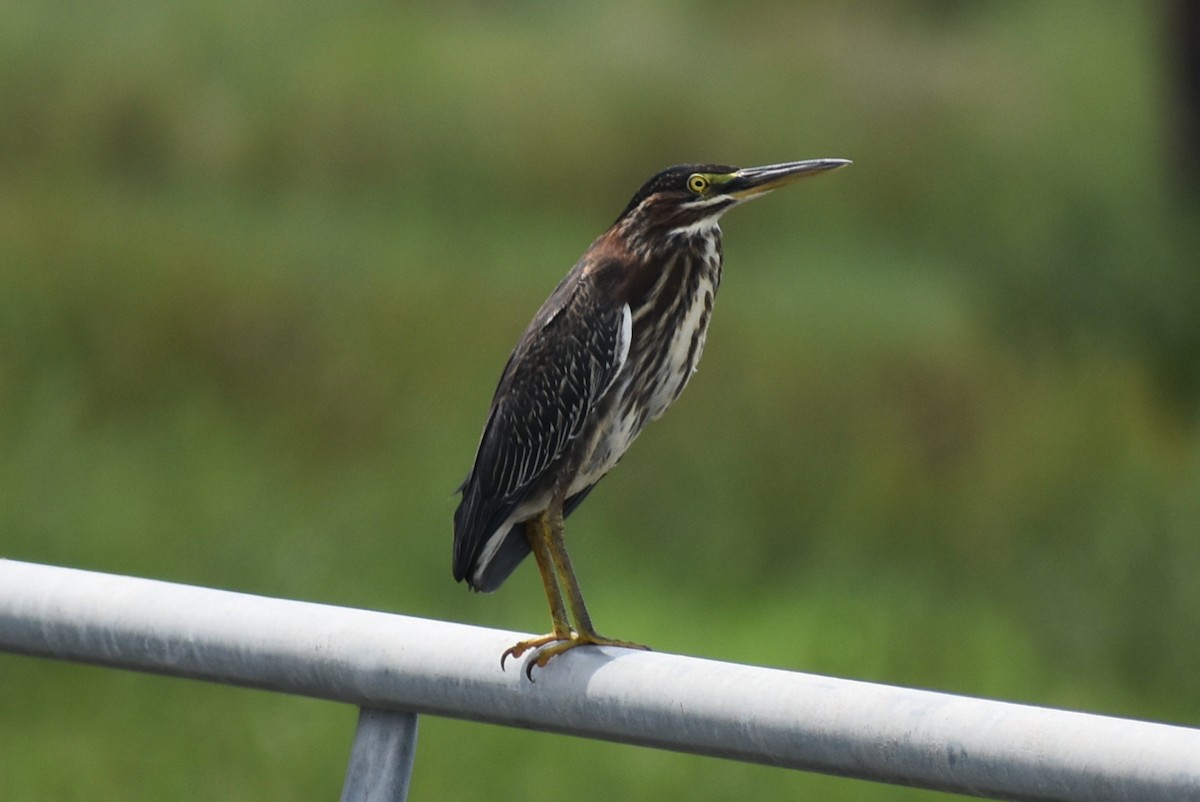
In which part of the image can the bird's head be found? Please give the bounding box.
[613,159,851,241]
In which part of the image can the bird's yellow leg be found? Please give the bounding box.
[499,510,572,670]
[522,497,649,673]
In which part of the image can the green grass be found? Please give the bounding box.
[2,2,1199,800]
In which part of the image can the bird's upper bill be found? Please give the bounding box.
[721,159,851,201]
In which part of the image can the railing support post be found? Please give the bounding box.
[339,708,419,802]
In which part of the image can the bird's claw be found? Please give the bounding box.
[501,632,650,681]
[499,633,564,676]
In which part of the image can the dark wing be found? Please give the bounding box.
[453,269,630,586]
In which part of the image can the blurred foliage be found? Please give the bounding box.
[2,2,1199,800]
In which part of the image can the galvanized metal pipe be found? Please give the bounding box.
[1,559,1197,801]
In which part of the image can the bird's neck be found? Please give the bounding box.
[601,221,723,323]
[616,212,723,258]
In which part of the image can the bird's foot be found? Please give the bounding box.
[500,633,565,672]
[502,631,650,680]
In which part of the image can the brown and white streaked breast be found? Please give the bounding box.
[568,219,724,494]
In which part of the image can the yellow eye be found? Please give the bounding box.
[687,174,709,194]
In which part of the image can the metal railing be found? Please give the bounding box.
[1,558,1197,801]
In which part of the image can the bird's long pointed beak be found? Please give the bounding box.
[727,159,851,200]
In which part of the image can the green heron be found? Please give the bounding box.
[454,159,850,677]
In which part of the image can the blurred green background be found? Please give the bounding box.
[2,2,1199,800]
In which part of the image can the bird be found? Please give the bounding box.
[453,158,850,677]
